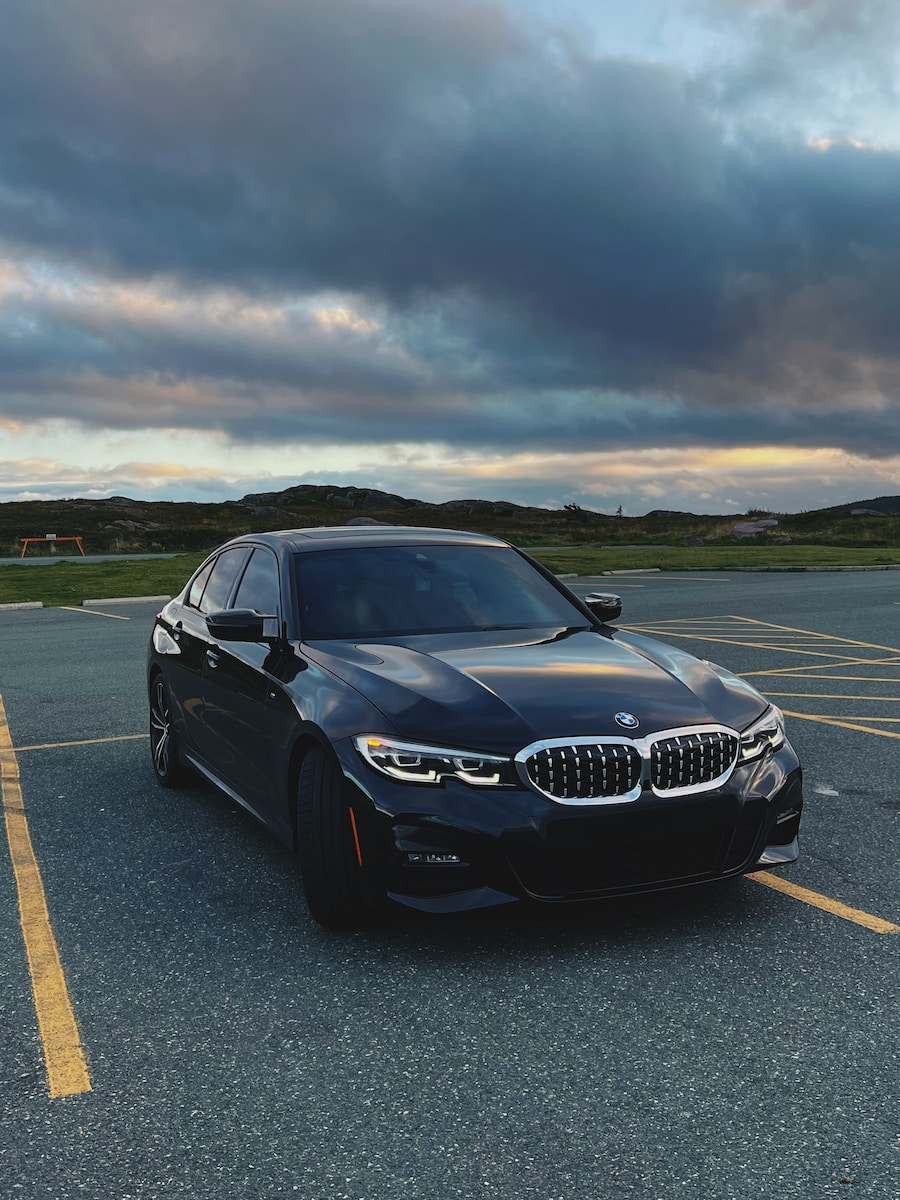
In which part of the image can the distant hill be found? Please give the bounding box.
[1,485,899,557]
[819,496,900,516]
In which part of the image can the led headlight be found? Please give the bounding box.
[739,706,786,763]
[354,735,510,786]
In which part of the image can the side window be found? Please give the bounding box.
[233,548,280,616]
[187,559,215,610]
[198,547,251,615]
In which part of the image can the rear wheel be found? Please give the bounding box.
[149,673,189,788]
[296,746,371,928]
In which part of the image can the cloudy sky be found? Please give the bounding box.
[2,0,900,514]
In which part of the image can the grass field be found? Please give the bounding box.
[1,543,899,608]
[531,543,900,575]
[0,555,204,608]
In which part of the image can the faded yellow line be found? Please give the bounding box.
[747,660,900,677]
[628,629,900,665]
[633,614,900,662]
[789,715,900,722]
[58,606,129,621]
[634,615,900,658]
[728,615,900,657]
[781,710,900,739]
[746,673,900,683]
[749,872,900,934]
[637,619,737,625]
[636,629,864,644]
[0,693,91,1098]
[764,692,900,701]
[726,643,900,662]
[16,733,148,753]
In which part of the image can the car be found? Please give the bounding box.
[147,525,803,927]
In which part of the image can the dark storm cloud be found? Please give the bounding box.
[2,0,900,458]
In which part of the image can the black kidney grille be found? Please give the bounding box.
[651,731,739,791]
[524,743,641,801]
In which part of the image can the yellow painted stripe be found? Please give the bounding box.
[0,694,91,1098]
[728,615,900,656]
[628,629,900,664]
[747,662,900,677]
[16,733,148,753]
[781,710,900,739]
[787,715,900,723]
[58,606,129,621]
[634,615,898,648]
[746,673,900,683]
[749,872,900,934]
[624,617,735,626]
[763,692,900,701]
[636,629,865,644]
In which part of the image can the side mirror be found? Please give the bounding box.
[206,609,273,642]
[585,592,622,624]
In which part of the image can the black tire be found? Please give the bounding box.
[296,746,370,928]
[149,672,189,788]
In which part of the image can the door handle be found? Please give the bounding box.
[206,649,220,669]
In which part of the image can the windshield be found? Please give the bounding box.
[295,544,586,639]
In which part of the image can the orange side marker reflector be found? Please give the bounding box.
[348,807,363,867]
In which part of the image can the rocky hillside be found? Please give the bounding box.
[1,485,899,556]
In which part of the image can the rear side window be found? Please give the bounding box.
[187,560,215,609]
[233,548,280,616]
[197,547,251,615]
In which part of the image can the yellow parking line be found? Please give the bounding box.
[781,710,900,739]
[630,630,900,664]
[15,734,148,753]
[781,712,900,723]
[0,693,91,1098]
[752,643,895,663]
[750,872,900,934]
[764,692,900,701]
[748,661,900,677]
[58,607,129,621]
[728,616,900,656]
[747,673,900,684]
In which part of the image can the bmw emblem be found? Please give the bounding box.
[615,711,640,730]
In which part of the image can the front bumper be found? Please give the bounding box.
[336,739,803,914]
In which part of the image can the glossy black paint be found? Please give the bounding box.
[147,526,803,919]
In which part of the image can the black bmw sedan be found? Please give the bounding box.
[148,526,802,927]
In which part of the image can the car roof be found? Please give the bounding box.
[221,526,510,554]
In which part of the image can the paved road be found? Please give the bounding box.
[0,572,898,1199]
[0,552,179,567]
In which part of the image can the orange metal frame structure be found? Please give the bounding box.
[19,536,86,558]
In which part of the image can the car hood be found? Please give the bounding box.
[304,627,768,753]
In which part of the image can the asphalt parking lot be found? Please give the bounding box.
[0,571,898,1200]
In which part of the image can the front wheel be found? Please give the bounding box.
[296,747,371,928]
[149,673,189,788]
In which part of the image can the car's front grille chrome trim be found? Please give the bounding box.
[516,725,741,805]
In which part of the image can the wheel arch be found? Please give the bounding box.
[286,729,333,849]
